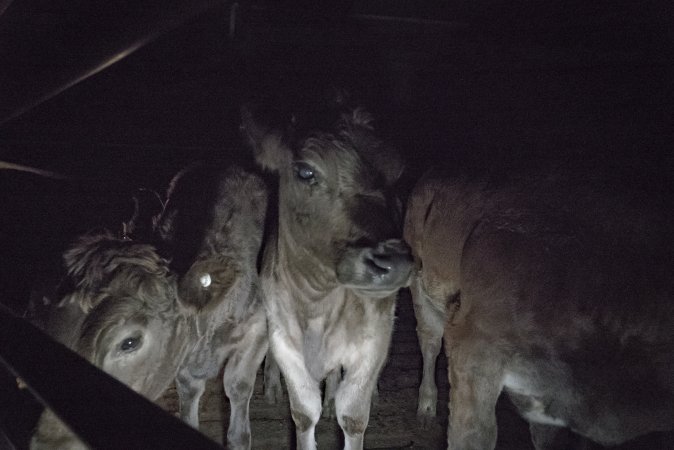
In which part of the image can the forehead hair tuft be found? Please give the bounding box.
[344,107,374,129]
[63,233,173,311]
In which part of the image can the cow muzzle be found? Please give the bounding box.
[336,239,413,295]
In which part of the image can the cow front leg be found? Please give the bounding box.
[223,336,267,450]
[334,370,378,450]
[271,336,322,450]
[175,368,207,428]
[411,276,446,428]
[263,351,283,404]
[31,409,88,450]
[446,338,503,450]
[529,423,574,450]
[322,368,341,419]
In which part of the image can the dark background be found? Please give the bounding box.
[1,0,673,332]
[0,0,672,332]
[0,1,673,448]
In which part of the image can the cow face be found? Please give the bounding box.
[60,234,190,400]
[242,104,413,296]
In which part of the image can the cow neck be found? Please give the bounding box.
[274,224,340,303]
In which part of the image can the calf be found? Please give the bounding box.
[241,103,414,449]
[29,234,190,450]
[30,164,269,450]
[404,167,674,449]
[155,164,270,449]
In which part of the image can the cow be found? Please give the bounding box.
[30,164,270,450]
[240,100,414,450]
[403,165,674,449]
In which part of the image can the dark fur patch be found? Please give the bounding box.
[340,415,367,436]
[291,410,315,433]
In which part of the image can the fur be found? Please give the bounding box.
[31,164,270,450]
[405,167,674,449]
[244,103,413,450]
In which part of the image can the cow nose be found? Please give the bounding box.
[367,254,394,273]
[367,240,413,274]
[337,238,413,291]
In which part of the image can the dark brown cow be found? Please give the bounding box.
[30,165,269,450]
[404,167,674,449]
[155,164,270,450]
[241,102,414,449]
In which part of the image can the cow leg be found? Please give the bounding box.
[411,276,446,428]
[530,424,602,450]
[31,409,88,450]
[446,338,503,450]
[271,335,321,450]
[263,351,283,404]
[335,367,379,450]
[371,380,380,410]
[223,338,267,450]
[322,368,341,419]
[529,423,573,450]
[175,368,206,428]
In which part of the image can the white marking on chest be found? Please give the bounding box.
[503,372,567,427]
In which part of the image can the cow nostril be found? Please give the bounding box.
[368,254,394,272]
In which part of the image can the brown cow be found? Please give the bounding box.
[404,166,674,449]
[241,101,414,449]
[155,164,270,449]
[30,164,269,450]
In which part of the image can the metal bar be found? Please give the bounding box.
[0,0,225,127]
[0,426,17,450]
[0,0,13,18]
[0,160,67,179]
[0,303,223,450]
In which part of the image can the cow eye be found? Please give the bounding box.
[293,162,315,182]
[120,336,142,352]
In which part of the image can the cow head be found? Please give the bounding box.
[59,233,190,400]
[242,102,413,297]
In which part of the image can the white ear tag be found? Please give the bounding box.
[199,273,212,288]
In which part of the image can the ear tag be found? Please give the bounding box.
[199,273,212,288]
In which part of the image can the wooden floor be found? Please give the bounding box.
[155,289,535,450]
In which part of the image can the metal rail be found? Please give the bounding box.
[0,0,226,126]
[0,303,223,450]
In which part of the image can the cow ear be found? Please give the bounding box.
[121,188,164,241]
[240,103,292,172]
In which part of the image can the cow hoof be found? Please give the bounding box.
[417,410,437,430]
